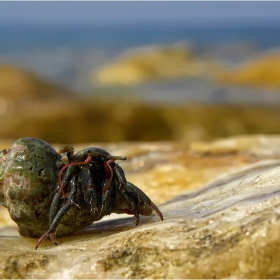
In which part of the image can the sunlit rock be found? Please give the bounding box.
[217,48,280,88]
[92,44,221,86]
[0,64,70,102]
[93,43,280,88]
[0,135,280,278]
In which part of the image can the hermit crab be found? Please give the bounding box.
[0,137,163,249]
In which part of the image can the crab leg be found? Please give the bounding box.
[36,176,78,249]
[126,182,163,221]
[58,155,92,198]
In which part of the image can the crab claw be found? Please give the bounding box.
[35,229,57,250]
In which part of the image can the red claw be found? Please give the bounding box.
[35,229,57,250]
[102,159,114,194]
[58,155,92,198]
[150,201,163,221]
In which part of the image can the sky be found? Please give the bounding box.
[0,1,280,26]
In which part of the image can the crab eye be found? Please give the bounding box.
[86,149,90,154]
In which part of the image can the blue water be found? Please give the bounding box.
[1,22,280,53]
[1,22,280,103]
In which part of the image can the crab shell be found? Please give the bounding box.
[0,138,102,238]
[0,138,62,237]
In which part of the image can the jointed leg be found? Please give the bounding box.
[49,190,61,224]
[101,178,115,216]
[35,177,78,249]
[125,182,163,221]
[79,167,97,212]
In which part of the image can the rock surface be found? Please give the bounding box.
[217,48,280,88]
[92,45,280,89]
[1,135,280,278]
[3,99,280,144]
[1,63,280,144]
[92,44,222,86]
[0,64,71,103]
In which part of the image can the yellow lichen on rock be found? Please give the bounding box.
[93,46,280,88]
[92,45,220,85]
[217,49,280,87]
[0,64,69,103]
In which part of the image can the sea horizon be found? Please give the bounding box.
[1,21,280,104]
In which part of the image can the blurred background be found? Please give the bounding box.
[1,1,280,144]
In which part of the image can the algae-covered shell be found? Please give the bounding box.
[1,138,62,237]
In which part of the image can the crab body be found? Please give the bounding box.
[0,137,163,248]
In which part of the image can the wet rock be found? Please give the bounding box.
[0,135,280,278]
